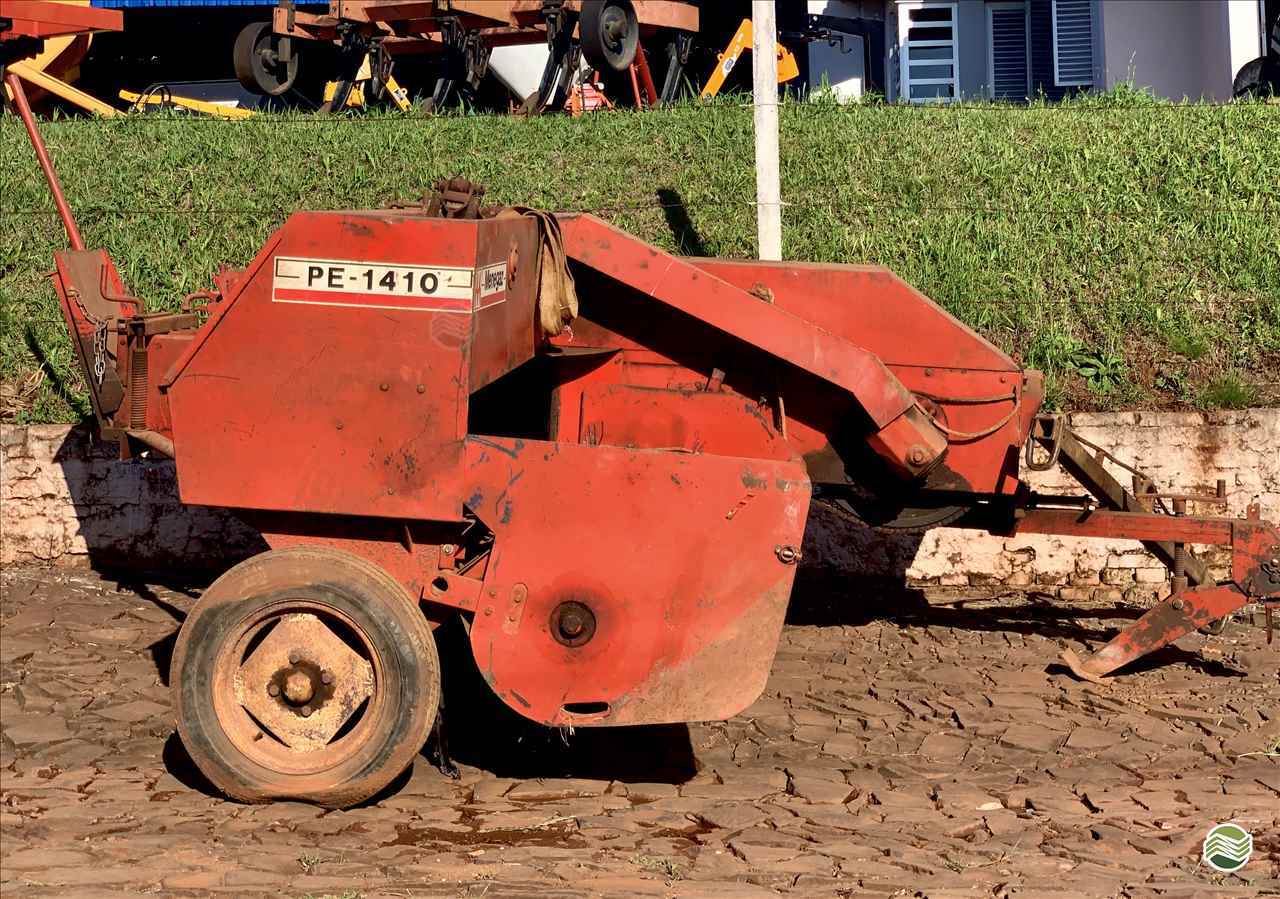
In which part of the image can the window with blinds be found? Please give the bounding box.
[1051,0,1094,86]
[988,2,1030,99]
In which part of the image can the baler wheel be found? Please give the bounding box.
[171,547,440,809]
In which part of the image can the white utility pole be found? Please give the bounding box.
[751,0,782,261]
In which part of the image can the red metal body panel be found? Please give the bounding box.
[691,258,1032,493]
[580,383,793,460]
[461,436,811,726]
[689,260,1018,372]
[0,1,121,39]
[255,515,449,606]
[162,210,536,520]
[559,215,917,430]
[546,240,1031,492]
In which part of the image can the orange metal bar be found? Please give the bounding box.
[0,0,122,38]
[3,72,84,251]
[633,45,659,106]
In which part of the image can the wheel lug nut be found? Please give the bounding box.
[321,670,333,685]
[267,682,280,697]
[300,705,313,717]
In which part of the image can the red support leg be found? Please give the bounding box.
[1061,584,1252,683]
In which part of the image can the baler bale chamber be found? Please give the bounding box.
[5,24,1278,805]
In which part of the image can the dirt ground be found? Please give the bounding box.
[1,566,1277,898]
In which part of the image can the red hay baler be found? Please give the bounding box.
[5,37,1277,807]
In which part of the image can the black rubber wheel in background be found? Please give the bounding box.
[233,21,299,96]
[580,0,639,73]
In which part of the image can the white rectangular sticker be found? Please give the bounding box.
[272,256,475,312]
[477,262,507,309]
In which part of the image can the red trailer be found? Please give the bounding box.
[5,14,1278,808]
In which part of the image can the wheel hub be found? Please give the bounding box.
[282,669,314,705]
[232,613,373,752]
[601,9,627,48]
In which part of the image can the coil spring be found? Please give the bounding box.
[129,347,148,429]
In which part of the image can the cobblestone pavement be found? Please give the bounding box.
[1,566,1277,898]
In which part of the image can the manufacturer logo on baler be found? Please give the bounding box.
[272,256,475,312]
[477,262,507,310]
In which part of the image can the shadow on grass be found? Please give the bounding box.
[23,325,92,423]
[657,187,707,256]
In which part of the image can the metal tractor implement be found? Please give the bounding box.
[235,0,699,114]
[5,12,1278,808]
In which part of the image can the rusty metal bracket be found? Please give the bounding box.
[424,176,486,219]
[1025,413,1063,471]
[1246,546,1280,597]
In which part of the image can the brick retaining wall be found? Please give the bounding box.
[3,412,1277,589]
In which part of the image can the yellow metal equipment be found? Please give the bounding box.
[322,52,412,112]
[3,59,119,115]
[121,88,255,120]
[700,18,801,99]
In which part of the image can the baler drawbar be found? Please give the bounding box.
[5,48,1277,808]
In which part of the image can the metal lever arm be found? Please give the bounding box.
[558,214,948,478]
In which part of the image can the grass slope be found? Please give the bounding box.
[2,91,1278,424]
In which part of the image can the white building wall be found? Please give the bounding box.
[1223,0,1267,83]
[1100,0,1262,100]
[808,0,867,99]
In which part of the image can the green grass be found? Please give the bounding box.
[1200,373,1258,409]
[2,91,1278,423]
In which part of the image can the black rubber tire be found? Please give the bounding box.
[580,0,639,73]
[1234,57,1268,98]
[234,21,299,97]
[172,547,440,808]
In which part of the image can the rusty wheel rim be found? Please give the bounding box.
[211,594,384,776]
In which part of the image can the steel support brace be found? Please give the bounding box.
[1034,418,1210,585]
[4,71,86,250]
